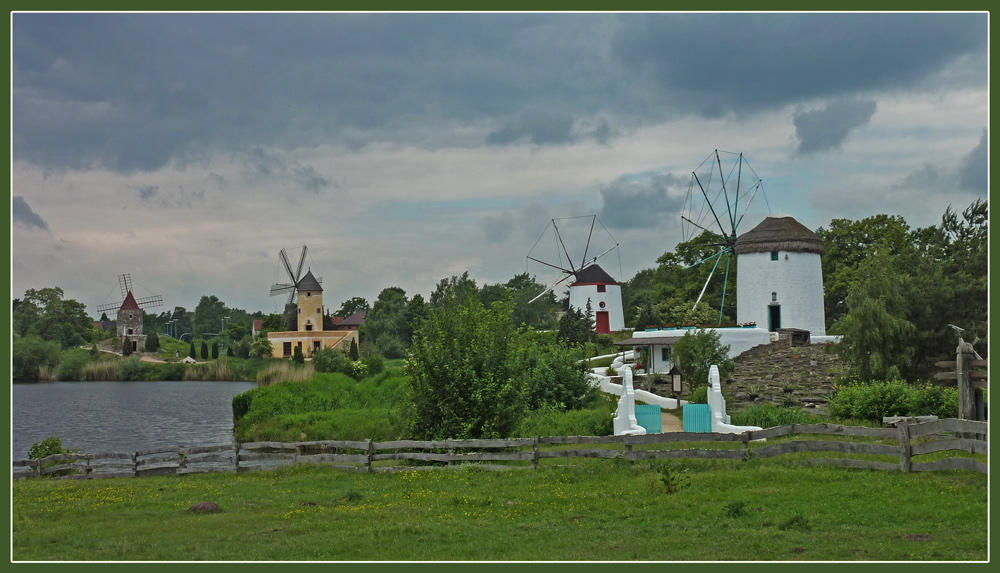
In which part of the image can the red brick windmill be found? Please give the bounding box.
[96,274,163,353]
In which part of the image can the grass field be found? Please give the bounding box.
[12,459,987,561]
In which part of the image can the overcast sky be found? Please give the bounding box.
[11,12,988,318]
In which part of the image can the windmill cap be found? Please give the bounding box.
[296,269,323,292]
[734,213,824,255]
[573,264,617,285]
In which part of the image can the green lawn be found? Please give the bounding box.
[13,459,987,561]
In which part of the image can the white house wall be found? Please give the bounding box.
[569,283,624,332]
[736,250,826,336]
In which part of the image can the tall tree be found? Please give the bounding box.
[832,251,916,382]
[335,296,369,318]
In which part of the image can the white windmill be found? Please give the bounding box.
[527,215,624,333]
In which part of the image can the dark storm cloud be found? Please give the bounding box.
[12,13,987,174]
[611,13,986,116]
[487,111,575,146]
[793,98,878,154]
[598,173,686,230]
[240,147,334,193]
[138,185,158,201]
[12,196,49,231]
[957,130,987,192]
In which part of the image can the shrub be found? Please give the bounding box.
[28,436,64,460]
[200,341,209,360]
[312,347,353,376]
[145,331,160,352]
[232,391,254,422]
[909,384,959,418]
[525,343,596,411]
[827,380,958,423]
[672,329,733,388]
[364,354,385,376]
[292,345,304,364]
[407,295,528,439]
[116,356,146,381]
[212,341,220,360]
[828,380,912,422]
[122,337,133,357]
[249,336,273,359]
[686,385,708,404]
[55,348,91,381]
[189,342,196,359]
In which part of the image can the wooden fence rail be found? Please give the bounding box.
[13,419,987,479]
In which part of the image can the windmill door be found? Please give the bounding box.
[596,311,610,334]
[768,305,781,332]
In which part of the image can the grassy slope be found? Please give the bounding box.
[12,460,986,561]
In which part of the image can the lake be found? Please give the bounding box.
[11,380,257,459]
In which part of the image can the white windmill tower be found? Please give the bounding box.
[527,215,624,333]
[734,213,826,335]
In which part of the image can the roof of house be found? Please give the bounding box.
[119,292,141,311]
[340,310,367,326]
[734,213,824,255]
[252,319,262,331]
[572,263,617,285]
[296,269,323,292]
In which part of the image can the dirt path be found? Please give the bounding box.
[661,410,683,433]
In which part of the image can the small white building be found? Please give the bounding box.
[568,264,624,333]
[614,326,773,375]
[735,213,827,336]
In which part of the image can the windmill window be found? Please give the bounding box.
[771,251,779,261]
[772,292,777,302]
[305,322,313,331]
[307,292,311,297]
[129,313,134,319]
[298,308,301,314]
[597,284,606,293]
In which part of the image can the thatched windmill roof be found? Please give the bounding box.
[734,213,824,255]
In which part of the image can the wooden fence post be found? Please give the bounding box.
[897,422,911,473]
[131,451,138,477]
[365,440,374,473]
[624,435,634,463]
[532,436,540,470]
[957,347,975,422]
[741,433,750,463]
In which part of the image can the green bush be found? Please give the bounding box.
[55,348,91,381]
[292,344,304,364]
[232,391,254,422]
[729,403,822,428]
[525,343,597,411]
[828,380,959,423]
[686,385,708,404]
[364,354,385,376]
[116,356,146,381]
[312,347,355,377]
[12,335,62,380]
[28,436,64,460]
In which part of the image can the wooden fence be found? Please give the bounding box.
[12,418,987,479]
